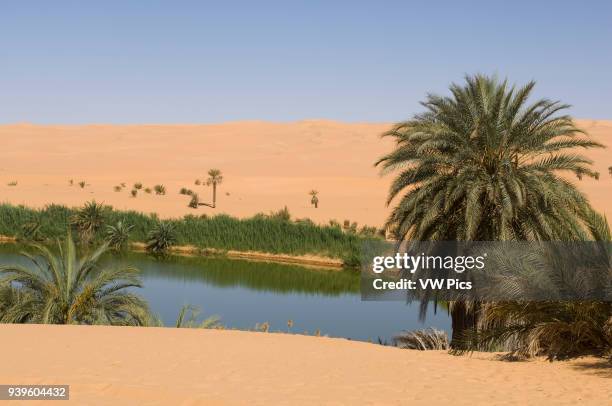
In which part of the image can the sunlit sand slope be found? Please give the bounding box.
[0,324,609,405]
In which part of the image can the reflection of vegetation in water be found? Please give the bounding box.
[113,251,360,296]
[0,244,359,297]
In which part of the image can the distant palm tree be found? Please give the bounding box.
[376,74,602,347]
[206,169,223,208]
[70,201,108,244]
[309,190,319,208]
[0,234,150,325]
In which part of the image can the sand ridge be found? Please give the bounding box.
[0,119,610,227]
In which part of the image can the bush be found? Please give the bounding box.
[394,329,449,350]
[154,184,166,195]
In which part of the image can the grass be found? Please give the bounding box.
[0,203,376,265]
[7,181,17,186]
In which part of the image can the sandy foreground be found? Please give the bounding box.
[0,325,609,406]
[1,120,610,228]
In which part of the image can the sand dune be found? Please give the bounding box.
[0,324,609,405]
[0,120,610,227]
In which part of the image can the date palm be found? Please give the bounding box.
[0,234,151,325]
[376,74,603,347]
[309,190,319,208]
[70,200,108,244]
[105,220,134,251]
[206,169,223,208]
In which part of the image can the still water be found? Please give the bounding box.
[0,245,450,342]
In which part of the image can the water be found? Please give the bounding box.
[0,245,450,342]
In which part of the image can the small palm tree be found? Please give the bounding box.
[174,304,222,329]
[70,201,108,244]
[309,190,319,208]
[0,234,150,325]
[146,222,177,254]
[105,220,134,251]
[188,193,200,208]
[206,169,223,208]
[153,184,166,195]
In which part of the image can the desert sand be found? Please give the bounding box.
[0,324,609,405]
[1,120,610,228]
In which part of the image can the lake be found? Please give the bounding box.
[0,245,450,342]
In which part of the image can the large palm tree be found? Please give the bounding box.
[462,211,611,360]
[376,74,603,347]
[206,169,223,208]
[0,233,150,325]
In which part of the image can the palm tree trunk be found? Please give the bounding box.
[450,301,479,349]
[212,183,216,208]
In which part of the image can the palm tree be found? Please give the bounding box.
[70,201,108,244]
[105,220,134,251]
[146,222,177,254]
[0,234,150,325]
[206,169,223,208]
[309,190,319,208]
[376,74,603,347]
[460,211,611,360]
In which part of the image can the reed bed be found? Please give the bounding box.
[0,203,372,263]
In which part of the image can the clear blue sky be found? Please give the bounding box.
[1,1,611,123]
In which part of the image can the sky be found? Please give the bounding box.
[1,1,611,124]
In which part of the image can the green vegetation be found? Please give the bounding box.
[70,200,108,244]
[377,74,606,352]
[105,220,134,251]
[0,234,150,325]
[174,305,221,329]
[0,203,372,264]
[146,221,177,254]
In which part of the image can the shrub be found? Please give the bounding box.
[144,187,152,194]
[113,186,122,192]
[194,179,201,186]
[134,182,143,190]
[78,181,86,188]
[130,189,138,198]
[154,184,166,195]
[188,194,200,208]
[7,181,17,186]
[394,329,449,350]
